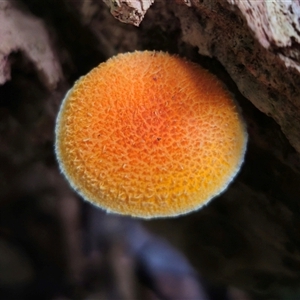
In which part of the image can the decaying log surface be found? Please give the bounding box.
[0,0,62,88]
[102,0,154,26]
[1,0,300,299]
[173,0,300,156]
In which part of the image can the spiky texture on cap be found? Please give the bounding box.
[55,51,247,218]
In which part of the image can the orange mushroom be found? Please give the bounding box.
[55,51,247,218]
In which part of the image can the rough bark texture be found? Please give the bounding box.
[102,0,154,26]
[1,0,300,299]
[176,0,300,155]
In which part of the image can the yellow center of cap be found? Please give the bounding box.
[55,51,247,218]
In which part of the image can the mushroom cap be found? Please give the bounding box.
[55,51,247,218]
